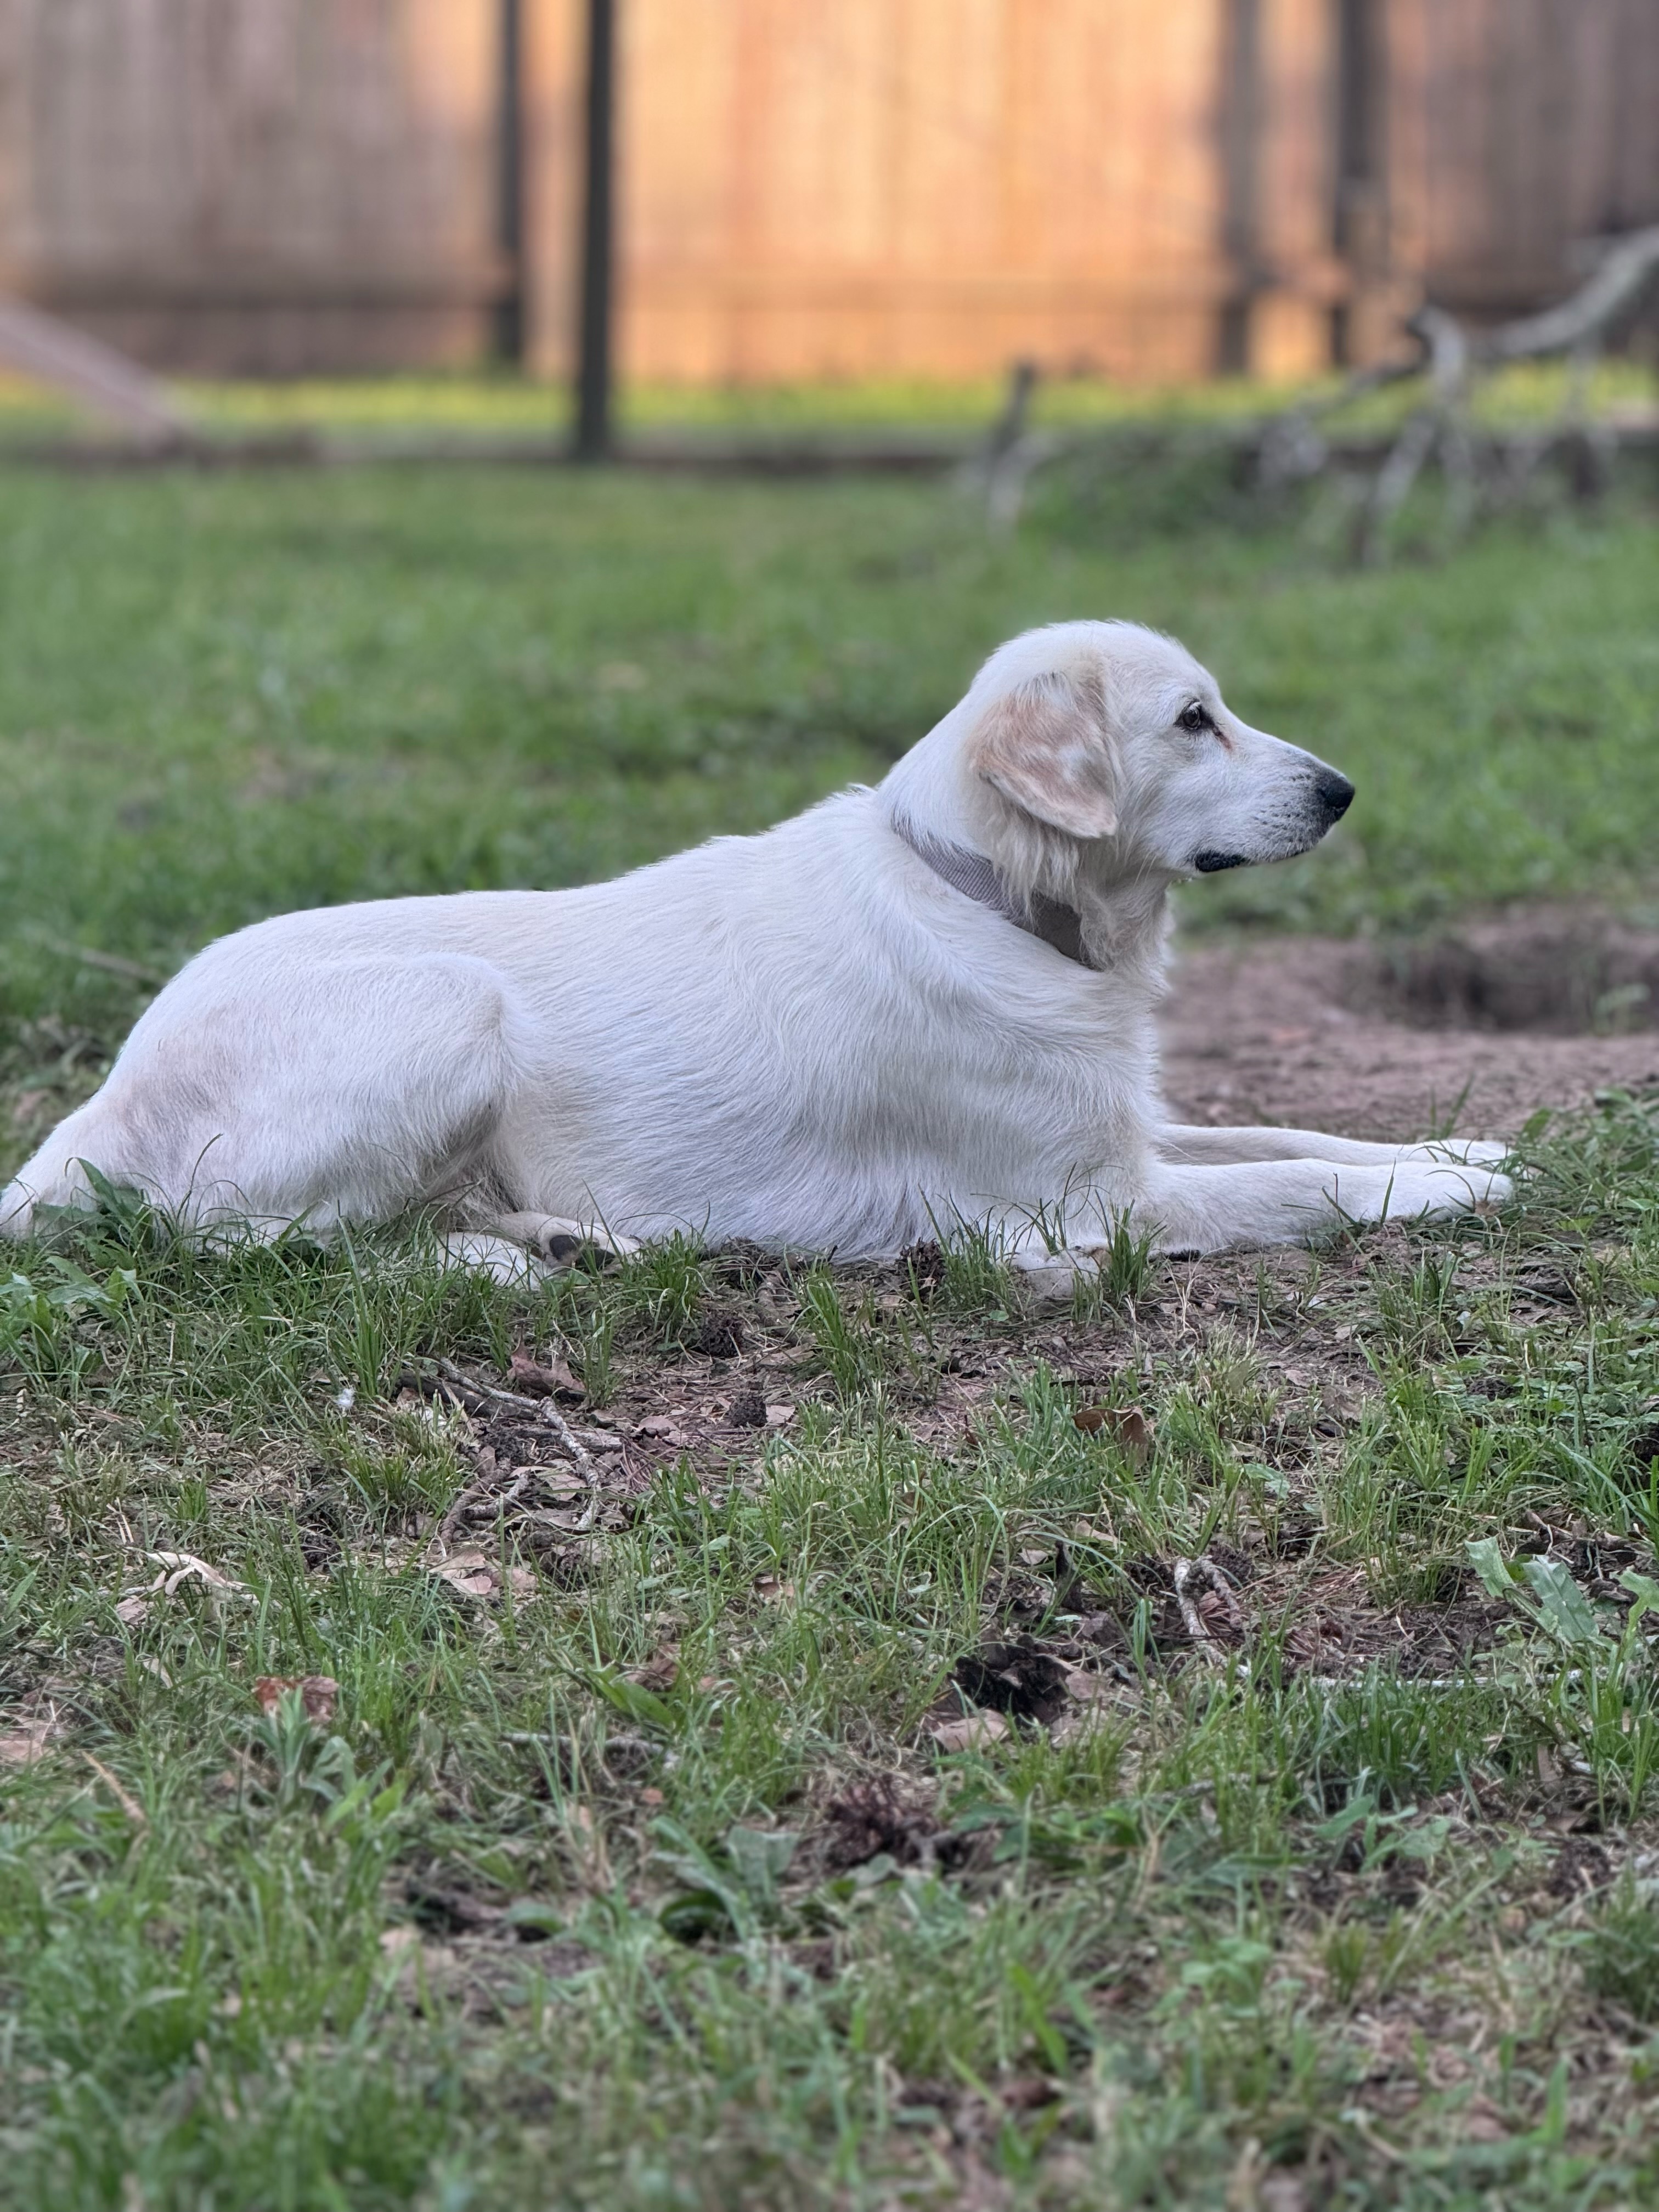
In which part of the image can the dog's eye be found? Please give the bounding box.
[1177,702,1212,735]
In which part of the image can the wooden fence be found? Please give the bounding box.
[0,0,504,373]
[0,0,1655,383]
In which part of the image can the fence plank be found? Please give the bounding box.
[0,0,1654,383]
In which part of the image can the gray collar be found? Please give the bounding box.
[891,815,1097,968]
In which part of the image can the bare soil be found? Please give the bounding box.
[1161,907,1659,1140]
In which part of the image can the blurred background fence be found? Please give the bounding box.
[0,0,1655,387]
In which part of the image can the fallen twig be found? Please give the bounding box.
[1172,1555,1247,1665]
[435,1356,539,1411]
[431,1361,606,1537]
[537,1398,594,1477]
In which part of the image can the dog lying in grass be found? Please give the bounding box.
[2,620,1509,1287]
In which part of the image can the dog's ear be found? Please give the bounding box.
[970,667,1118,839]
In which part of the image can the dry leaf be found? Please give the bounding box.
[1073,1404,1153,1462]
[998,2076,1060,2111]
[625,1644,681,1693]
[929,1710,1008,1753]
[430,1550,537,1603]
[764,1403,795,1429]
[636,1416,690,1447]
[114,1594,151,1627]
[143,1550,252,1601]
[525,1466,588,1500]
[0,1710,59,1767]
[379,1926,420,1957]
[253,1675,340,1724]
[753,1572,797,1603]
[1064,1669,1111,1703]
[442,1562,498,1600]
[506,1348,584,1401]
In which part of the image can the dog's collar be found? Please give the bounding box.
[890,815,1096,969]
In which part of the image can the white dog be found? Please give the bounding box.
[2,620,1508,1284]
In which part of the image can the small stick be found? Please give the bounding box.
[435,1356,540,1411]
[433,1358,602,1529]
[536,1398,594,1475]
[1172,1556,1246,1662]
[438,1468,530,1547]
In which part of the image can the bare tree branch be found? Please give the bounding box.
[1481,224,1659,364]
[0,296,187,445]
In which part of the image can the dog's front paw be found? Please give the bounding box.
[1411,1138,1513,1169]
[1386,1164,1513,1220]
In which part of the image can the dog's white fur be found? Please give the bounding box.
[1,621,1509,1281]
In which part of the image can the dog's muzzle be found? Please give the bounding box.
[1193,770,1356,874]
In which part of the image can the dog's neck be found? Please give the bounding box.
[1082,872,1172,981]
[890,816,1096,964]
[881,740,1171,978]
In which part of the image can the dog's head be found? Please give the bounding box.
[956,620,1353,887]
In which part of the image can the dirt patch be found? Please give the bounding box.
[821,1776,941,1871]
[1350,913,1659,1036]
[947,1639,1073,1726]
[1547,1836,1615,1900]
[1163,907,1659,1141]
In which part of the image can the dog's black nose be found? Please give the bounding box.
[1315,772,1355,823]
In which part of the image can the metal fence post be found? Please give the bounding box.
[574,0,616,460]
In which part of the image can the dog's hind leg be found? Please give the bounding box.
[488,1212,639,1263]
[440,1214,640,1284]
[1,954,533,1244]
[1005,1150,1512,1300]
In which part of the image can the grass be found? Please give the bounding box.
[4,358,1641,441]
[182,362,1659,439]
[5,445,1659,2205]
[9,1115,1659,2206]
